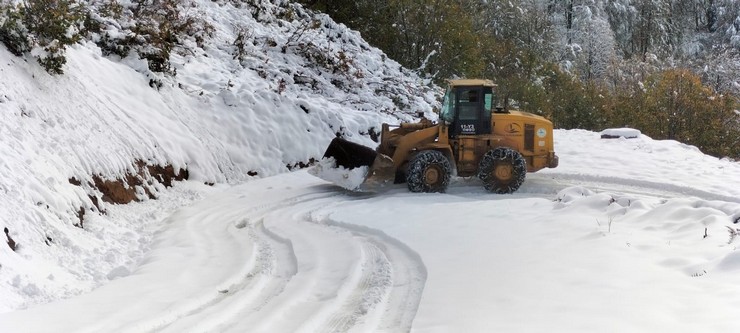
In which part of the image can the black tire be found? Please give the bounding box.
[478,147,527,194]
[406,150,452,193]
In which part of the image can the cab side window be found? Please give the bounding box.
[484,90,493,111]
[482,87,493,123]
[458,89,478,120]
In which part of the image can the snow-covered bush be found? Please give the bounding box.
[0,2,30,56]
[85,0,214,74]
[0,0,85,74]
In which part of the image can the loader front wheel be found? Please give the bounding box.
[478,148,526,194]
[406,150,451,193]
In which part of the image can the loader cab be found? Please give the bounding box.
[440,80,498,138]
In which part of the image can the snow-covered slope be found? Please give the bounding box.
[2,129,740,332]
[0,0,436,311]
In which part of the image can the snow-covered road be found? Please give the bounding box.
[0,174,429,333]
[3,130,740,332]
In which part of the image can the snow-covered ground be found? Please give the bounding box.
[2,0,740,332]
[2,129,740,332]
[0,0,435,315]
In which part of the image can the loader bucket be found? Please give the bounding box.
[309,138,395,192]
[323,137,377,170]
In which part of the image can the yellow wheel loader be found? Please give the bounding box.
[310,79,559,193]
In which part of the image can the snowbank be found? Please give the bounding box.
[307,157,369,191]
[0,0,438,311]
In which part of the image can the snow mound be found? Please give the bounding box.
[308,157,369,191]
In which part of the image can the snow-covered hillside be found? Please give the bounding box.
[0,0,436,311]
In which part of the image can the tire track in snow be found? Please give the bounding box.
[303,237,392,333]
[534,172,740,202]
[448,172,740,203]
[131,191,337,333]
[220,198,378,332]
[329,241,392,332]
[315,218,428,333]
[201,194,427,333]
[157,218,298,333]
[162,172,734,332]
[0,179,428,333]
[292,202,427,333]
[284,205,426,333]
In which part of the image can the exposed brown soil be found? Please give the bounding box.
[65,161,188,229]
[70,160,189,215]
[146,164,189,187]
[286,158,317,171]
[92,173,141,205]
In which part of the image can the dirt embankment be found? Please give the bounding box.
[69,160,189,228]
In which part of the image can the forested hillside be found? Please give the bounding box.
[301,0,740,158]
[2,0,737,156]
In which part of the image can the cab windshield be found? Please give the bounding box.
[440,88,455,123]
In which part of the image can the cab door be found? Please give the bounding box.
[450,86,492,137]
[450,86,493,176]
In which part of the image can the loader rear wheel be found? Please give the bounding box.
[478,148,526,194]
[406,150,451,193]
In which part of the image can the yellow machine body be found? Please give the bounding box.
[315,79,558,192]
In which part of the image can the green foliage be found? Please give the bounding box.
[130,0,180,74]
[298,0,484,82]
[543,69,608,130]
[301,0,739,158]
[629,70,739,157]
[0,3,30,56]
[481,43,739,158]
[87,0,133,58]
[417,0,483,79]
[479,36,546,109]
[86,0,214,74]
[0,0,735,157]
[0,0,86,74]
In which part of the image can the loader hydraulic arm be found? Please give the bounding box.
[389,125,440,169]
